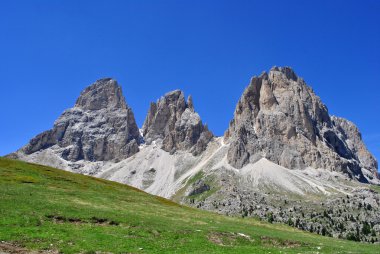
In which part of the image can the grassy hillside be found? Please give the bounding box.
[0,158,378,253]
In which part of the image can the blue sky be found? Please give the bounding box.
[0,0,379,165]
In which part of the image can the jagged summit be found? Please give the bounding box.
[8,70,380,244]
[11,78,141,171]
[225,66,378,183]
[75,78,128,110]
[142,89,213,156]
[9,69,378,184]
[270,66,298,81]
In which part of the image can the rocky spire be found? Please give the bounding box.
[75,78,127,110]
[17,78,141,163]
[142,90,213,156]
[187,95,194,112]
[225,66,378,183]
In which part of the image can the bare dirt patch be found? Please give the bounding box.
[45,215,85,225]
[260,236,301,248]
[207,232,253,246]
[45,215,119,226]
[0,242,58,254]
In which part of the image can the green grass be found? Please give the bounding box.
[370,184,380,194]
[172,171,206,203]
[0,158,378,253]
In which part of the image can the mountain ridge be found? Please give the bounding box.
[8,66,378,182]
[6,66,380,243]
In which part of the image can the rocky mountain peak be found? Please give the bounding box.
[142,90,213,156]
[269,66,298,81]
[225,66,378,183]
[13,78,140,168]
[75,78,128,110]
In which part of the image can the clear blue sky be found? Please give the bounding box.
[0,0,379,165]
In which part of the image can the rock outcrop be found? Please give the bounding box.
[332,116,379,181]
[15,78,141,163]
[142,90,213,155]
[225,67,378,183]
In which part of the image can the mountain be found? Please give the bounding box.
[2,157,379,253]
[142,90,213,156]
[225,66,378,183]
[9,78,141,174]
[8,67,380,242]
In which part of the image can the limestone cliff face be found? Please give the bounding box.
[142,90,213,156]
[75,78,128,111]
[18,78,140,162]
[225,67,378,183]
[9,68,377,184]
[331,116,379,181]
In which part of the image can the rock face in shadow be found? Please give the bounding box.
[225,67,378,183]
[142,90,213,156]
[18,78,141,162]
[331,116,379,180]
